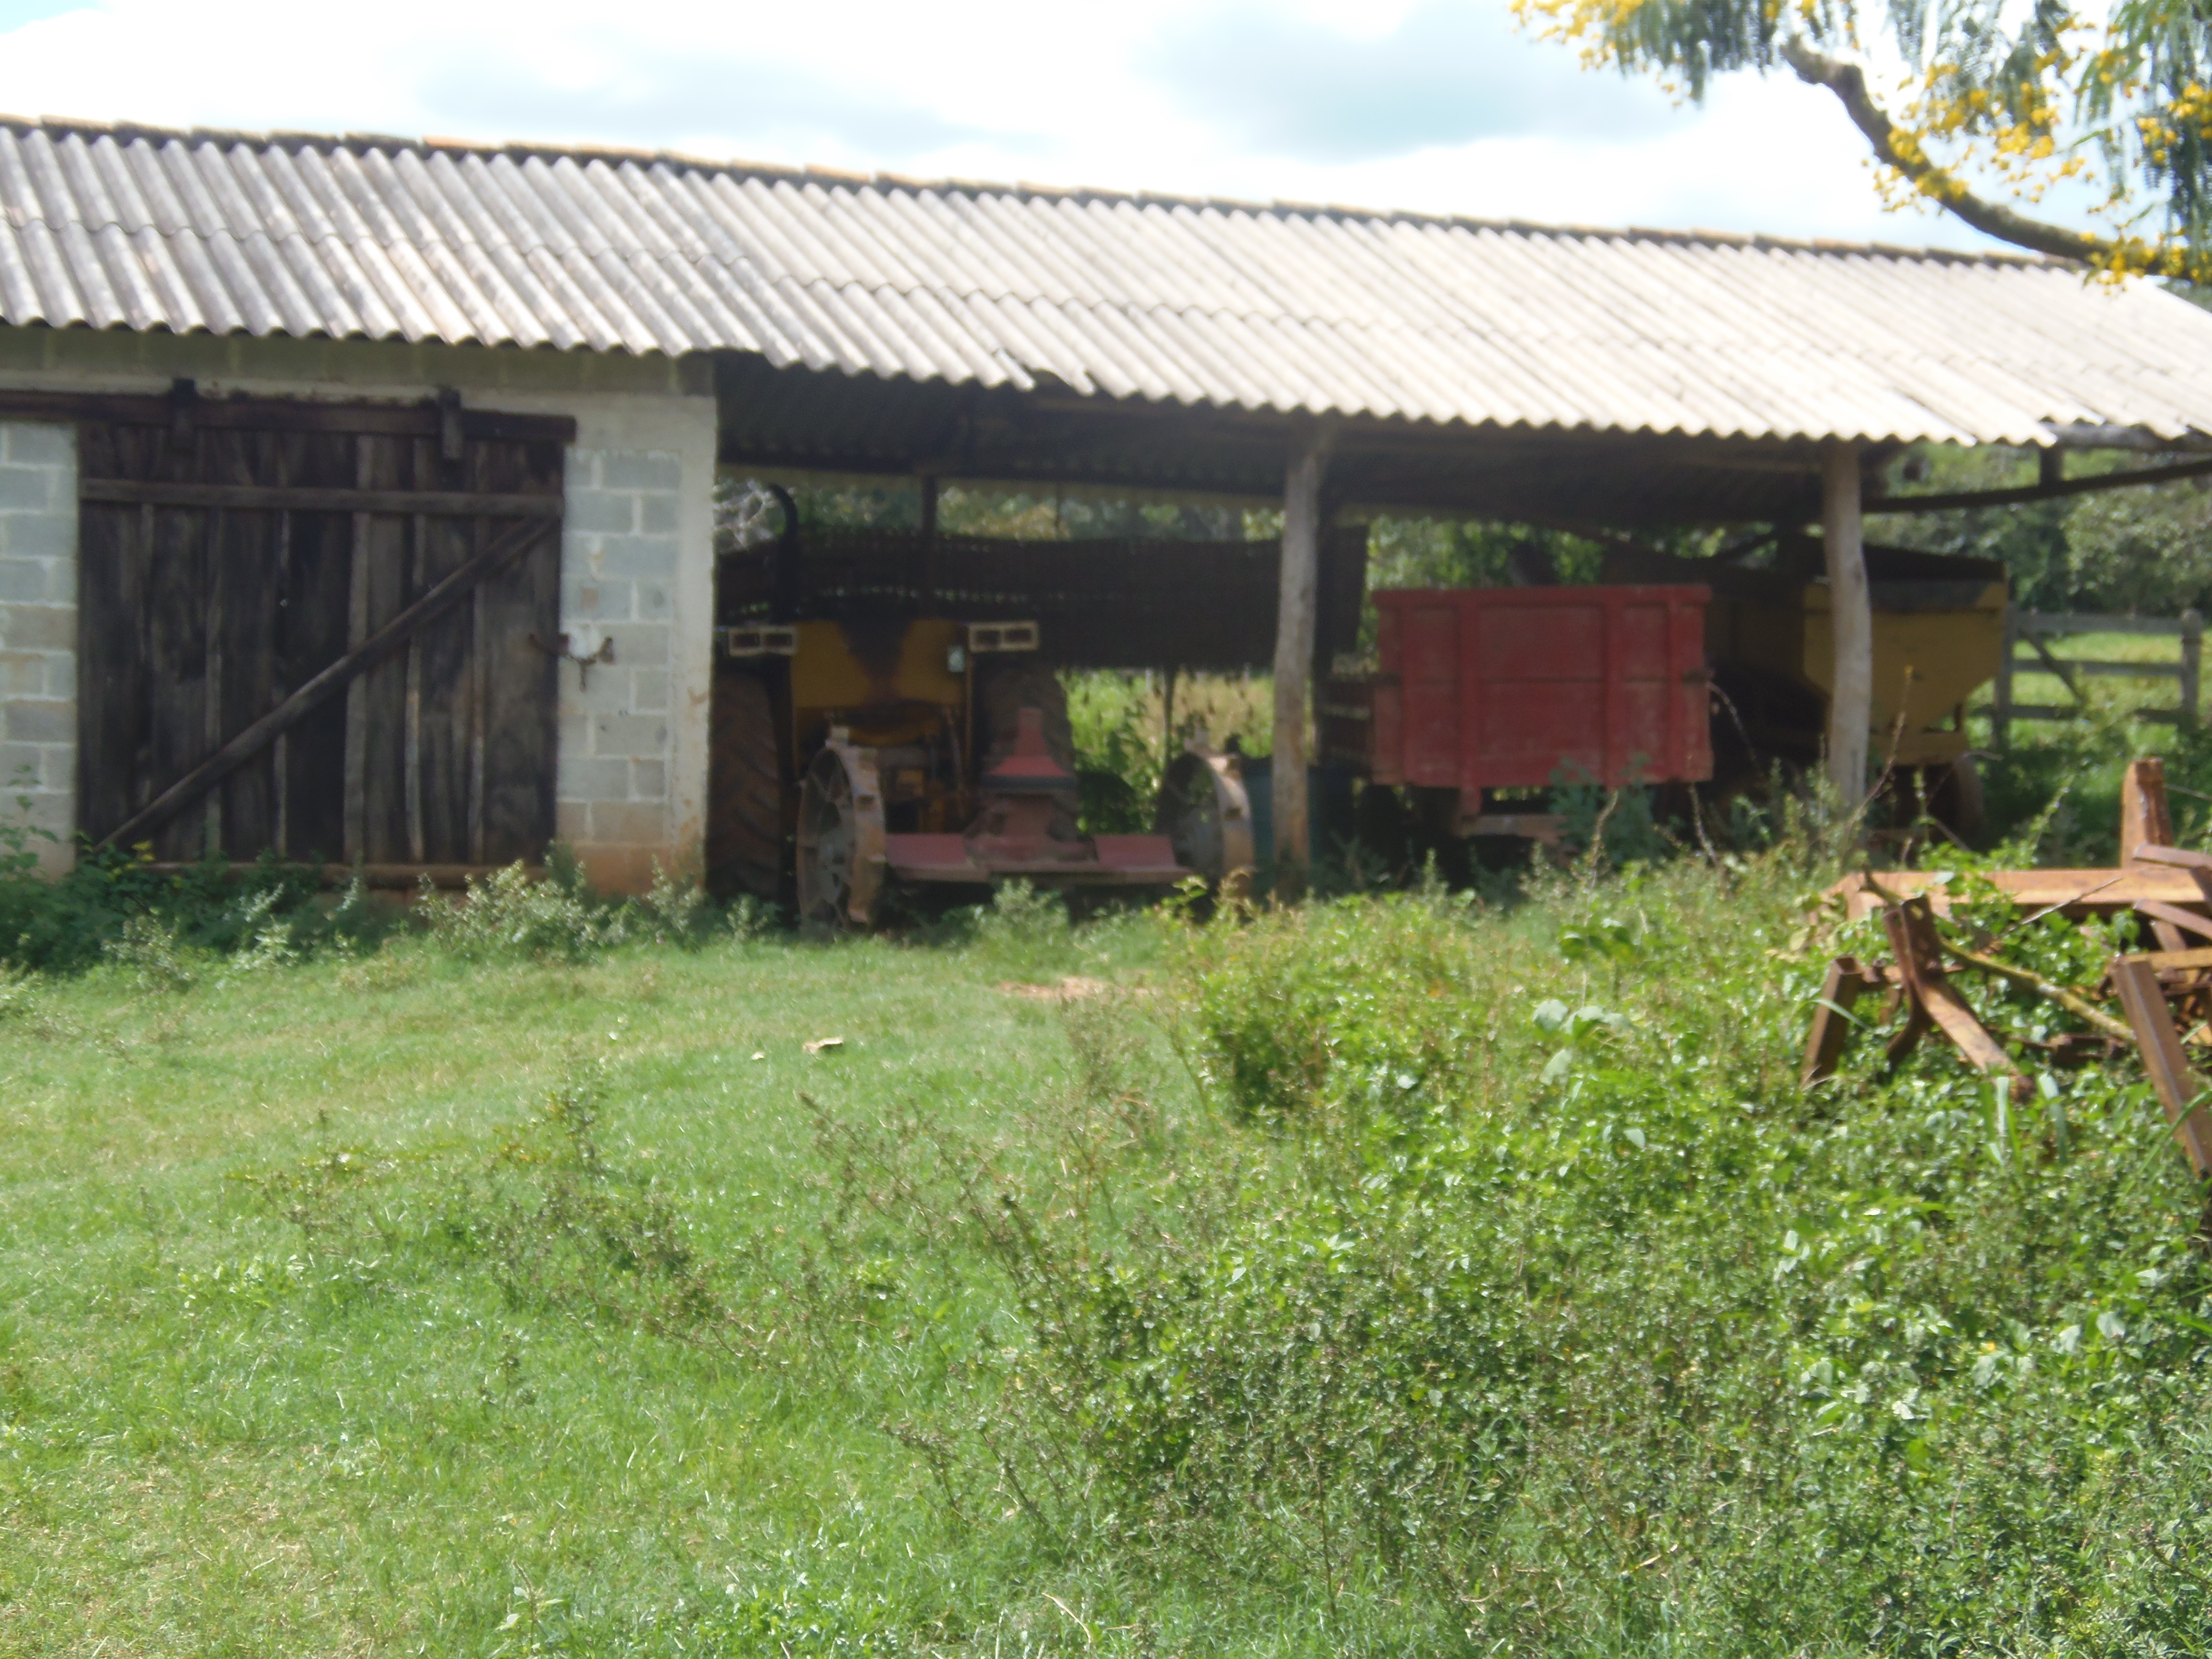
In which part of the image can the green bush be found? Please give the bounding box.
[811,852,2212,1652]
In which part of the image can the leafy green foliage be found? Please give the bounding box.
[803,858,2212,1653]
[1515,0,2212,274]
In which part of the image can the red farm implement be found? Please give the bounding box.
[1321,584,1713,843]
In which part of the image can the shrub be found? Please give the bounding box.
[809,851,2212,1652]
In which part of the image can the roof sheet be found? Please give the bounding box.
[4,113,2210,447]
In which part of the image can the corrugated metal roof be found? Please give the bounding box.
[4,112,2210,447]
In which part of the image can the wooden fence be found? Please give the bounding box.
[1987,609,2204,749]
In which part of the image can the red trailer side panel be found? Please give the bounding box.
[1373,585,1711,791]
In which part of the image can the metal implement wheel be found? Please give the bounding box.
[707,668,785,902]
[1156,751,1256,893]
[795,743,886,926]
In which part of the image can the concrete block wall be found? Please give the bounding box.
[0,420,74,874]
[557,447,687,892]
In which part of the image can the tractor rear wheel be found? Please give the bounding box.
[796,744,886,927]
[708,669,785,902]
[978,659,1074,774]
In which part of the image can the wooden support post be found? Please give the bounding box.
[2122,757,2174,870]
[1992,605,2016,752]
[2182,609,2202,731]
[2112,955,2212,1179]
[1823,441,1873,806]
[1272,416,1337,901]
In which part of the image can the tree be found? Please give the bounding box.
[1513,0,2212,277]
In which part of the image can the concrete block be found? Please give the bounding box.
[0,606,74,650]
[0,650,47,695]
[565,490,638,534]
[557,713,592,757]
[630,758,666,800]
[0,742,45,786]
[636,583,672,621]
[629,668,669,712]
[567,668,637,715]
[576,844,657,897]
[592,622,672,665]
[0,561,49,603]
[591,534,678,580]
[591,713,671,758]
[600,451,682,492]
[590,799,668,844]
[562,579,633,623]
[555,800,591,843]
[0,466,53,512]
[4,421,72,467]
[0,512,72,562]
[639,491,680,535]
[557,755,631,801]
[17,782,68,821]
[6,699,74,743]
[46,655,74,698]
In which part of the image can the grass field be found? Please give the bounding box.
[0,915,1190,1656]
[5,831,2212,1655]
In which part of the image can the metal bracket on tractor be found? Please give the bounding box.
[717,624,799,659]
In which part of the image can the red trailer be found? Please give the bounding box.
[1322,584,1712,840]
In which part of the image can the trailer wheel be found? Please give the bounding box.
[978,659,1074,774]
[708,669,785,902]
[1352,783,1410,883]
[1156,752,1256,894]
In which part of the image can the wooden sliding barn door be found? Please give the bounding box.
[74,397,572,869]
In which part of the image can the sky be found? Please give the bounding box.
[0,0,2049,250]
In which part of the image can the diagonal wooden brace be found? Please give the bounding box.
[1883,897,2031,1099]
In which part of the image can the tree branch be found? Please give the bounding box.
[1780,40,2110,264]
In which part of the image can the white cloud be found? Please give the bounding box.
[0,0,2023,248]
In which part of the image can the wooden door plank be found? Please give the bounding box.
[404,508,426,865]
[74,502,146,843]
[414,443,480,863]
[144,500,210,863]
[280,430,354,861]
[356,436,413,864]
[478,437,563,861]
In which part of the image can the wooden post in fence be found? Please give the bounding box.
[2182,609,2202,731]
[1992,605,2017,752]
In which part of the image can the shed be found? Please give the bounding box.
[6,113,2212,891]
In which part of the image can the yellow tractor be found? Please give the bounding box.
[708,574,1251,925]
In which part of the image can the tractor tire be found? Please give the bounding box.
[978,659,1074,774]
[708,668,785,902]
